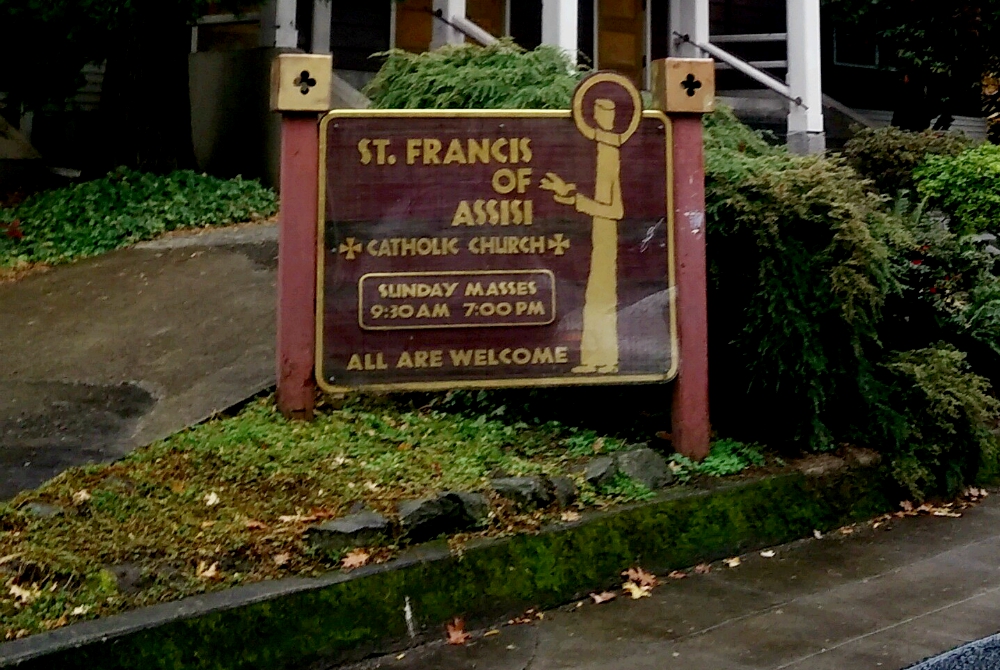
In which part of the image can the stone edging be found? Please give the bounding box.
[0,465,893,670]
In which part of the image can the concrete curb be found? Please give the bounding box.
[0,465,894,670]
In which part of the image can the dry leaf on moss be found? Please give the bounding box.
[196,561,219,580]
[342,550,370,570]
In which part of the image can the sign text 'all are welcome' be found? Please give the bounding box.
[317,72,677,392]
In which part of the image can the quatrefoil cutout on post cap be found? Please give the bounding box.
[681,73,703,98]
[294,70,317,95]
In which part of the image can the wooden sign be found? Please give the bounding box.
[316,72,677,392]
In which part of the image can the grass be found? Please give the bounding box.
[0,394,656,639]
[0,392,772,640]
[0,168,277,269]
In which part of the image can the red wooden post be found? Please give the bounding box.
[652,57,714,460]
[270,54,333,420]
[276,114,320,419]
[670,115,711,460]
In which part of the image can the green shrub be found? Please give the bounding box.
[0,167,276,266]
[914,144,1000,236]
[878,345,1000,499]
[842,126,972,195]
[364,39,585,110]
[705,130,897,450]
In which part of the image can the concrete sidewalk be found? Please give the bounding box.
[0,224,278,499]
[343,494,1000,670]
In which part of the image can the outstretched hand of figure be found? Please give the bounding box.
[540,172,577,206]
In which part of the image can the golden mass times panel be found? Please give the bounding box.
[317,73,677,392]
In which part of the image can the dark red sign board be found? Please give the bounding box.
[317,73,677,392]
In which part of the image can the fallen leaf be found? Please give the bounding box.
[838,526,854,535]
[667,570,688,580]
[8,584,38,604]
[42,615,68,630]
[398,442,412,451]
[204,492,220,507]
[446,618,471,645]
[4,629,29,640]
[931,509,962,518]
[900,500,914,512]
[70,605,90,616]
[590,591,617,604]
[364,481,379,492]
[693,563,711,575]
[560,510,581,522]
[342,549,370,570]
[272,553,291,567]
[72,490,91,504]
[200,521,216,529]
[244,519,268,530]
[170,481,186,494]
[622,581,651,599]
[622,567,658,588]
[484,629,500,636]
[396,653,406,660]
[196,561,219,580]
[760,550,776,558]
[724,557,741,568]
[655,431,672,442]
[813,529,824,539]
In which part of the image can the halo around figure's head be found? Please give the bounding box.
[572,72,643,144]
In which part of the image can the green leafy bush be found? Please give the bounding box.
[364,39,584,110]
[705,111,897,450]
[0,168,277,266]
[914,144,1000,236]
[877,346,1000,499]
[842,126,972,195]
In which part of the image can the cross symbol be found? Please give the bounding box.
[338,238,362,260]
[293,70,317,95]
[681,73,702,98]
[547,234,571,256]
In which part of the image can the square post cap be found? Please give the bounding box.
[270,54,333,113]
[651,58,716,114]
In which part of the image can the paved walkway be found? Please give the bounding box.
[342,493,1000,670]
[0,224,277,499]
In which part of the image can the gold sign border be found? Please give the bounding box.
[316,108,678,394]
[358,269,557,331]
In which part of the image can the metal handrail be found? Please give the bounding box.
[711,33,787,44]
[673,31,805,108]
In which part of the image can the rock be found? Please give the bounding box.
[448,491,490,525]
[104,563,145,595]
[306,510,391,554]
[491,477,552,509]
[795,454,847,477]
[397,496,463,542]
[615,448,674,490]
[584,456,617,488]
[548,476,578,508]
[845,447,882,468]
[21,502,64,518]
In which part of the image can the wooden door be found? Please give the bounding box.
[395,0,433,53]
[598,0,646,87]
[396,0,506,52]
[467,0,506,40]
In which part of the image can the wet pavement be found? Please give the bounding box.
[0,224,277,499]
[337,494,1000,670]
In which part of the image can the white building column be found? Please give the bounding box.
[786,0,825,153]
[541,0,579,63]
[432,0,467,48]
[261,0,298,48]
[311,0,332,53]
[670,0,709,58]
